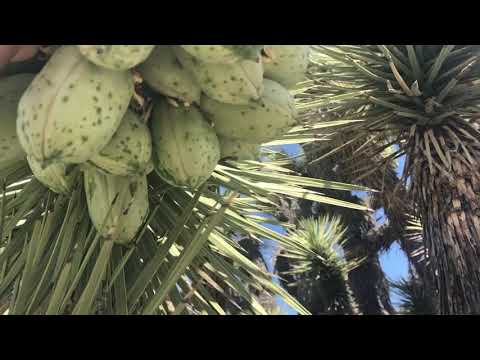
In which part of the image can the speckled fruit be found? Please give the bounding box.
[27,155,78,194]
[84,166,149,245]
[89,110,152,177]
[150,99,220,189]
[264,45,310,89]
[17,46,134,166]
[174,46,264,105]
[180,45,265,64]
[138,46,201,104]
[201,79,298,143]
[77,45,155,71]
[0,74,35,171]
[219,137,260,161]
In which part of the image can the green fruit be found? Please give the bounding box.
[264,45,311,89]
[77,45,155,71]
[150,99,220,189]
[17,46,134,166]
[89,110,152,177]
[0,74,35,171]
[201,79,298,143]
[219,137,260,161]
[84,166,149,245]
[138,46,201,104]
[180,45,265,64]
[174,46,264,105]
[27,155,77,194]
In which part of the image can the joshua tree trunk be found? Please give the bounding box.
[413,147,480,314]
[346,256,393,315]
[344,234,395,315]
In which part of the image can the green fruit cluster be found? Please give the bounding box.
[1,45,309,244]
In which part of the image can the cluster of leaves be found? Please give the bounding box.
[276,216,360,315]
[0,137,371,315]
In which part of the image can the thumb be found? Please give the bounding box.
[0,45,20,67]
[0,45,39,68]
[11,45,40,62]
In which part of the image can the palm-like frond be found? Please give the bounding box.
[390,276,436,315]
[403,216,426,271]
[275,216,359,315]
[298,45,480,314]
[303,45,480,179]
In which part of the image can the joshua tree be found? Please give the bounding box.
[275,216,359,315]
[303,45,480,314]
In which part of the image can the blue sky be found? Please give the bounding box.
[259,144,410,314]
